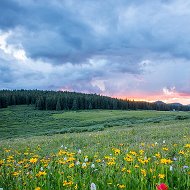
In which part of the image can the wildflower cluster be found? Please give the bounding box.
[0,142,189,189]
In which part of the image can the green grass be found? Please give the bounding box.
[0,106,190,190]
[0,105,190,140]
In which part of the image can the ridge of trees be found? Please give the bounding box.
[0,89,190,111]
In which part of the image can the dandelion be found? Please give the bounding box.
[156,183,168,190]
[90,183,96,190]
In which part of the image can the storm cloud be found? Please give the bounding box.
[0,0,190,104]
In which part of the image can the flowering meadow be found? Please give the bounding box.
[0,108,190,189]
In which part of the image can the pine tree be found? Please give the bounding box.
[56,99,62,111]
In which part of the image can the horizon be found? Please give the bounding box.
[0,1,190,105]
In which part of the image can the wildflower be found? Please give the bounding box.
[160,158,172,165]
[127,169,131,174]
[141,169,147,177]
[156,183,168,190]
[163,140,166,144]
[134,164,139,168]
[90,183,96,190]
[63,180,73,187]
[155,153,161,158]
[170,166,173,171]
[179,150,185,155]
[162,147,168,151]
[12,171,20,177]
[158,174,165,179]
[84,157,88,162]
[82,163,87,168]
[183,165,189,169]
[35,187,41,190]
[29,158,38,164]
[78,149,81,154]
[0,160,4,166]
[69,163,74,168]
[117,184,126,189]
[36,171,47,177]
[75,161,80,165]
[91,163,95,168]
[184,144,190,148]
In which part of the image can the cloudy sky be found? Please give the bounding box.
[0,0,190,104]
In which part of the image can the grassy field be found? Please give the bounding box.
[0,106,190,189]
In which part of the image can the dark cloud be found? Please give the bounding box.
[0,0,190,104]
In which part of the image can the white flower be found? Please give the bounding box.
[90,183,96,190]
[155,142,158,145]
[170,166,173,171]
[78,149,82,154]
[64,157,67,161]
[91,163,95,168]
[65,146,67,150]
[61,145,64,148]
[40,167,43,171]
[82,163,87,167]
[75,161,80,165]
[163,140,166,144]
[84,157,88,162]
[173,157,177,161]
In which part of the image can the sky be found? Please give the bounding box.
[0,0,190,105]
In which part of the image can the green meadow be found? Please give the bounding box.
[0,106,190,189]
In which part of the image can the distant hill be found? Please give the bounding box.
[154,101,166,105]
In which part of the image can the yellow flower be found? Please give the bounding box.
[160,158,173,165]
[139,149,144,155]
[36,171,47,177]
[155,152,161,158]
[69,163,74,168]
[141,169,147,177]
[117,184,126,189]
[35,187,41,190]
[96,159,101,163]
[112,148,121,155]
[74,184,78,189]
[12,171,20,177]
[63,180,73,187]
[184,144,190,148]
[121,167,126,172]
[179,150,185,155]
[127,169,131,174]
[158,174,165,179]
[107,161,116,166]
[0,159,4,166]
[29,158,38,164]
[162,147,169,151]
[134,164,139,168]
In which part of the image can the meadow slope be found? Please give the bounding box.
[0,106,190,189]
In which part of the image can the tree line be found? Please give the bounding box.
[0,90,190,111]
